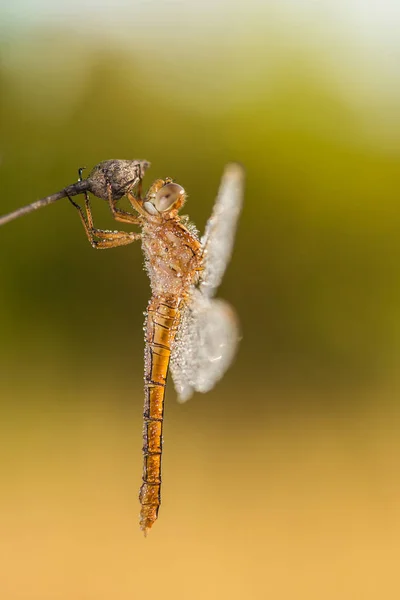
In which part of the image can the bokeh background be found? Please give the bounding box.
[1,1,400,598]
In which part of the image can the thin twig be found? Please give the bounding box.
[0,181,89,227]
[0,158,150,227]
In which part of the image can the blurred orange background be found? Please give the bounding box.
[1,2,400,598]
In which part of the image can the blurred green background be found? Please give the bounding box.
[1,2,400,599]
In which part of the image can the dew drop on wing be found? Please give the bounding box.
[200,162,245,298]
[170,289,239,403]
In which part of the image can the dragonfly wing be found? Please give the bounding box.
[170,290,239,403]
[200,162,245,297]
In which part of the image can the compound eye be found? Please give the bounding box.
[154,183,185,212]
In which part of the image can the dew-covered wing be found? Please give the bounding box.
[170,290,239,403]
[200,162,245,298]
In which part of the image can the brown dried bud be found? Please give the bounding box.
[86,159,150,200]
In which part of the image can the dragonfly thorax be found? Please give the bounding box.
[141,218,202,296]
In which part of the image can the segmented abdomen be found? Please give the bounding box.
[139,295,181,534]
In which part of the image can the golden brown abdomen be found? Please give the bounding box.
[139,295,182,534]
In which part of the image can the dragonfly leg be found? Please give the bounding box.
[125,190,148,218]
[104,178,142,225]
[78,166,86,182]
[66,192,141,249]
[90,229,141,249]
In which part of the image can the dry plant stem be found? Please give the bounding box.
[0,158,150,227]
[0,181,89,226]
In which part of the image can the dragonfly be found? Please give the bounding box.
[0,159,245,534]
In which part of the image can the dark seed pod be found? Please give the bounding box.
[86,159,151,200]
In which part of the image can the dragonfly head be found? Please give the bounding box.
[144,181,186,216]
